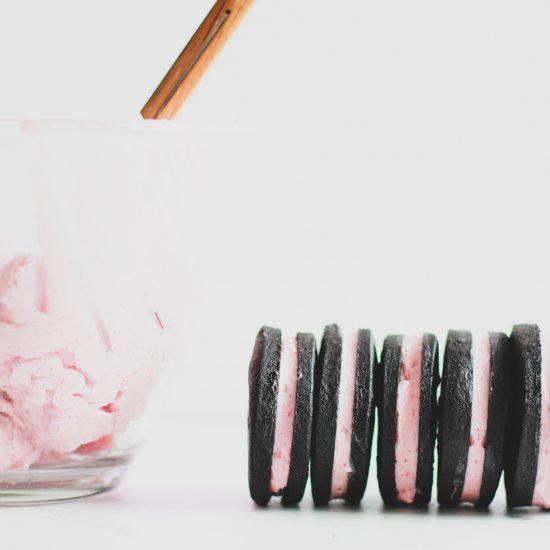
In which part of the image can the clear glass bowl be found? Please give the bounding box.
[0,121,179,503]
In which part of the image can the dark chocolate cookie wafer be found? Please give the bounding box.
[377,334,439,506]
[311,324,376,505]
[248,326,316,505]
[505,324,546,508]
[438,330,510,507]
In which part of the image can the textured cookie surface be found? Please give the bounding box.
[416,333,440,505]
[477,333,510,507]
[345,329,376,503]
[505,324,541,507]
[437,331,473,505]
[248,327,281,505]
[311,325,343,505]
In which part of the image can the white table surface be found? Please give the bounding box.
[3,412,549,550]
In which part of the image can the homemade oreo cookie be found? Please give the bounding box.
[377,334,439,506]
[248,326,316,505]
[438,330,510,507]
[505,324,550,508]
[311,324,376,505]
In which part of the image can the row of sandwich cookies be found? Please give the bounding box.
[248,324,548,508]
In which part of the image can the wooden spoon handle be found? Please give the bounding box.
[141,0,254,120]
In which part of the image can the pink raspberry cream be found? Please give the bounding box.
[0,254,165,471]
[394,334,423,504]
[461,332,491,503]
[331,331,358,499]
[533,330,550,508]
[270,337,298,494]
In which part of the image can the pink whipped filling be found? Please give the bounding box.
[461,332,491,503]
[394,334,423,504]
[331,330,358,499]
[0,254,165,470]
[533,329,550,508]
[270,337,298,494]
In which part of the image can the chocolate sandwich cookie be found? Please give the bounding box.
[311,324,376,505]
[438,330,510,507]
[505,324,550,508]
[248,326,316,505]
[377,334,439,506]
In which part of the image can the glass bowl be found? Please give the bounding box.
[0,121,181,503]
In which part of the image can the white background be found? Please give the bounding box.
[2,0,550,547]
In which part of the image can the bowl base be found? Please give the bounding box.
[0,451,132,505]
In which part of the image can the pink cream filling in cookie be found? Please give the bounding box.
[270,337,298,494]
[331,331,358,499]
[461,332,491,503]
[533,329,550,508]
[394,334,423,504]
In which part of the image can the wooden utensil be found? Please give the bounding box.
[141,0,254,120]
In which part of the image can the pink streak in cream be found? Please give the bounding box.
[270,337,298,494]
[461,332,491,503]
[331,330,358,499]
[533,329,550,508]
[394,334,423,504]
[0,254,166,470]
